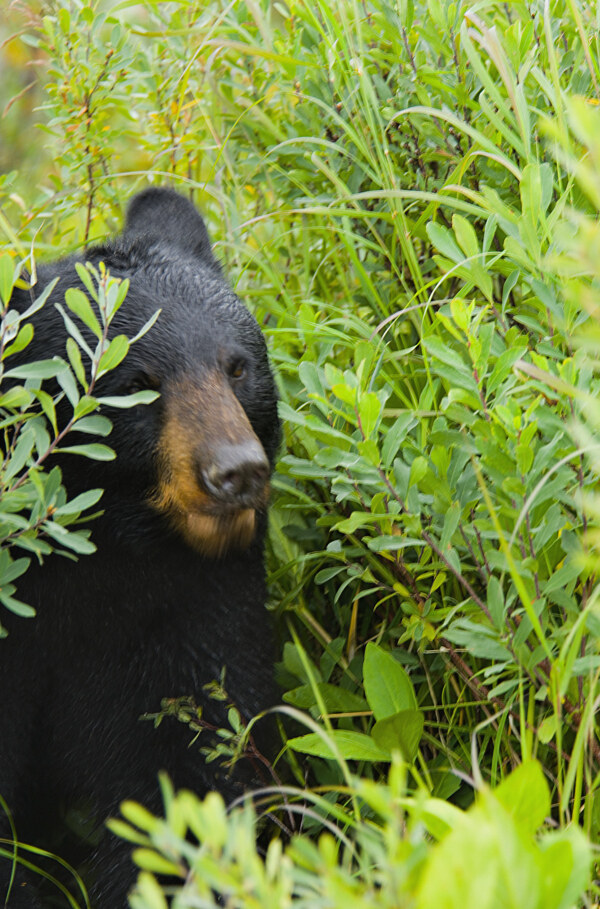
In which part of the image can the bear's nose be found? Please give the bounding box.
[201,441,269,507]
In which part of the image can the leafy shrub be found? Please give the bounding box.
[0,253,158,634]
[3,0,600,905]
[112,759,591,909]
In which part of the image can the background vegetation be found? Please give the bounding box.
[2,0,600,905]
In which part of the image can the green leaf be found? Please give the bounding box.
[4,358,68,380]
[0,253,14,306]
[283,682,368,713]
[409,455,428,488]
[33,389,57,434]
[486,576,505,629]
[74,414,112,437]
[105,819,149,847]
[423,335,469,372]
[382,414,415,467]
[0,557,30,585]
[426,222,463,263]
[487,345,528,393]
[4,429,35,481]
[98,334,130,376]
[96,390,159,409]
[53,488,103,516]
[358,392,381,438]
[66,336,88,389]
[73,396,100,420]
[75,262,99,302]
[493,760,550,836]
[65,287,102,338]
[440,501,461,550]
[538,827,591,909]
[0,386,33,409]
[57,443,115,461]
[57,366,79,408]
[371,709,424,762]
[4,322,34,358]
[363,642,417,719]
[452,214,479,259]
[131,849,181,877]
[0,592,35,617]
[288,730,389,762]
[43,523,96,554]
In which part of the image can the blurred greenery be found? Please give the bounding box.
[2,0,600,905]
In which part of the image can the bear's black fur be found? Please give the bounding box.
[0,188,280,908]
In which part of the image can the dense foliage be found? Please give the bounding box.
[2,0,600,905]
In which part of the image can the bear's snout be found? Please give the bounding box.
[201,440,269,508]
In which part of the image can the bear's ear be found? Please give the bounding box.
[123,188,218,267]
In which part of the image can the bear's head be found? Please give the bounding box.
[28,189,281,556]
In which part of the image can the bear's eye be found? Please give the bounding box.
[127,373,161,395]
[226,359,247,382]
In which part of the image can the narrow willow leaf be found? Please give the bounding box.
[0,253,14,306]
[57,443,115,461]
[65,287,102,338]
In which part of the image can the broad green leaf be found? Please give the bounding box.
[538,828,591,909]
[331,382,356,406]
[283,682,368,713]
[426,222,463,263]
[493,760,549,836]
[417,794,540,909]
[371,709,424,762]
[288,730,389,762]
[363,642,417,719]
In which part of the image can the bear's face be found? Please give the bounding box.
[106,264,278,555]
[31,189,280,556]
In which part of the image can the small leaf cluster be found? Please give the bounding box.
[0,252,157,633]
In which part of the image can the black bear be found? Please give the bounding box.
[0,188,280,907]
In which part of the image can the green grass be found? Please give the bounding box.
[2,0,600,905]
